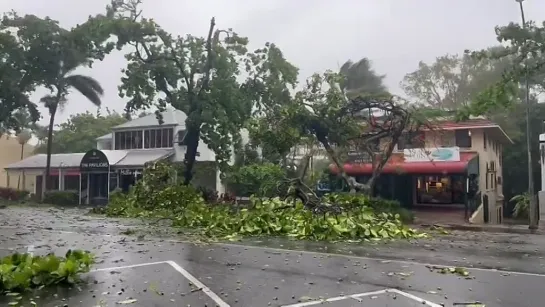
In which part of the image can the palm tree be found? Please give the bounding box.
[16,129,31,189]
[41,63,104,198]
[339,58,388,97]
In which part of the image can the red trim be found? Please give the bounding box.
[330,152,477,175]
[49,168,80,176]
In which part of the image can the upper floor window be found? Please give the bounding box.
[397,132,425,150]
[144,128,174,149]
[455,129,472,148]
[114,130,143,150]
[177,130,188,146]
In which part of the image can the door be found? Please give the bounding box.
[483,194,489,224]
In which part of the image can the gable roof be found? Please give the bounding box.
[112,109,187,130]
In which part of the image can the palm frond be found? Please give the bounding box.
[65,74,104,106]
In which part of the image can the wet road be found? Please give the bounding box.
[1,207,544,306]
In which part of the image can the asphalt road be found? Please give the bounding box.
[1,206,544,307]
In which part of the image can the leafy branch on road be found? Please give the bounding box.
[0,250,94,304]
[102,161,424,242]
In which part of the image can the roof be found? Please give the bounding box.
[115,149,174,168]
[5,153,86,169]
[96,133,112,140]
[112,109,187,130]
[331,152,478,175]
[429,119,513,144]
[4,149,167,170]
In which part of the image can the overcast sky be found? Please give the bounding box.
[2,0,545,126]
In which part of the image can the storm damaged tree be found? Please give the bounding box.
[257,70,426,196]
[108,0,298,184]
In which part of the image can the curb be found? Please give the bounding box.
[423,223,545,235]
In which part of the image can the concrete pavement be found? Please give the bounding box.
[0,206,544,306]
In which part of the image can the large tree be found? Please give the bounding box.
[34,110,127,154]
[107,0,298,184]
[2,10,122,195]
[254,68,427,195]
[401,47,514,110]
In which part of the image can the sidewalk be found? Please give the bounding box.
[419,222,545,235]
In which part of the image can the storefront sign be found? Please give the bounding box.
[80,149,110,172]
[120,169,142,176]
[403,147,460,162]
[345,151,373,164]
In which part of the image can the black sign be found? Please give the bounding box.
[80,149,109,173]
[345,151,372,164]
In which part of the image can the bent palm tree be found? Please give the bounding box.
[42,69,104,198]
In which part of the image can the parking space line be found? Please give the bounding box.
[26,245,35,256]
[166,260,230,307]
[91,260,168,272]
[281,288,442,307]
[218,242,545,278]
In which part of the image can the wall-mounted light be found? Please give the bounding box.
[468,130,472,136]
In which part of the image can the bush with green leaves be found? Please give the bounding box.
[510,193,530,219]
[0,250,94,295]
[224,163,286,197]
[106,162,204,216]
[325,193,414,223]
[43,190,79,206]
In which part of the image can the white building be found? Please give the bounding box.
[4,109,237,205]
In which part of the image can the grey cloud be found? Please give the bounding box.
[2,0,544,125]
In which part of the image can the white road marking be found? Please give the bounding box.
[7,225,545,278]
[89,260,230,307]
[166,260,230,307]
[217,242,545,278]
[281,288,442,307]
[26,245,35,256]
[91,260,168,272]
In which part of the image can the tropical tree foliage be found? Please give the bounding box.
[105,0,298,184]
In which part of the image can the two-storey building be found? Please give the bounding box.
[4,109,239,205]
[330,118,512,225]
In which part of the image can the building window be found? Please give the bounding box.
[177,130,188,146]
[143,128,174,149]
[416,175,465,204]
[483,133,487,150]
[397,132,425,150]
[455,129,472,148]
[114,131,143,150]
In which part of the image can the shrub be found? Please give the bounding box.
[43,190,79,206]
[197,186,219,203]
[0,250,94,295]
[511,193,530,219]
[0,187,29,201]
[224,163,286,197]
[107,183,423,241]
[324,193,414,223]
[105,162,205,217]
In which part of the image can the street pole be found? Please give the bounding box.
[516,0,538,230]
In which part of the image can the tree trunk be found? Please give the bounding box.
[319,139,370,194]
[182,126,201,185]
[43,107,57,199]
[17,143,24,190]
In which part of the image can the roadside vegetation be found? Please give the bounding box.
[100,162,423,242]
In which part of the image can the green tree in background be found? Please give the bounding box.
[107,0,298,185]
[34,111,127,154]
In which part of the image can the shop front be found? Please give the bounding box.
[330,147,480,221]
[79,149,112,206]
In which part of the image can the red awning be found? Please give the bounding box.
[49,168,80,176]
[330,152,477,175]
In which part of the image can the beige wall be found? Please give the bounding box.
[0,135,36,192]
[384,128,505,224]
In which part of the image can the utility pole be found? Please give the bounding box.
[516,0,538,230]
